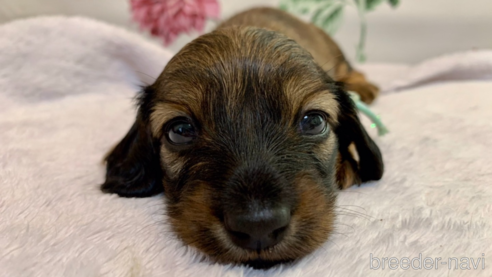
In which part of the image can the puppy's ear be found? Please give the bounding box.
[334,85,384,189]
[100,90,163,197]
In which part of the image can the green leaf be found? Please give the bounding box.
[279,0,292,11]
[312,3,334,24]
[315,3,345,35]
[299,7,310,14]
[280,0,318,13]
[388,0,400,8]
[365,0,385,11]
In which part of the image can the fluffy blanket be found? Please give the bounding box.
[1,17,491,277]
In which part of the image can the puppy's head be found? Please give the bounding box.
[101,26,383,268]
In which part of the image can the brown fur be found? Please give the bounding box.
[100,7,384,269]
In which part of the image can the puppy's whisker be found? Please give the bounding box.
[337,204,368,212]
[333,218,357,226]
[338,211,372,219]
[322,238,342,251]
[336,206,371,215]
[318,53,344,70]
[335,207,370,216]
[335,208,373,220]
[135,71,158,85]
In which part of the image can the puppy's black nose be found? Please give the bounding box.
[224,206,290,251]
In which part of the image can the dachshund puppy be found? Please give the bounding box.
[101,7,383,269]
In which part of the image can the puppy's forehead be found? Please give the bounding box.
[150,26,339,137]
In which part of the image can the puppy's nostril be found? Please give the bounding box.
[272,226,288,240]
[229,230,250,240]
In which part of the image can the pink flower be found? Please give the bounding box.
[130,0,220,46]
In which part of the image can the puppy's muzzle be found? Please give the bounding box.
[224,204,290,251]
[222,164,292,251]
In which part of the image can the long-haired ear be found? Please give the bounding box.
[333,85,384,189]
[100,90,163,197]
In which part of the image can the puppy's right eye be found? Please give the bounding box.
[165,118,197,145]
[300,111,328,136]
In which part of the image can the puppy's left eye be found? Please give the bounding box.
[165,118,197,145]
[300,112,328,135]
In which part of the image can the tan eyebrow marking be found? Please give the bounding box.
[301,90,340,125]
[160,148,184,179]
[150,103,190,138]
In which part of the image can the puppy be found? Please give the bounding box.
[101,7,383,269]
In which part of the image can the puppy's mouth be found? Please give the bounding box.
[242,257,295,269]
[221,236,297,269]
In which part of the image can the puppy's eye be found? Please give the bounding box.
[300,112,328,135]
[165,118,197,145]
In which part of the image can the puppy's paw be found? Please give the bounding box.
[101,179,128,196]
[100,177,163,198]
[347,80,379,104]
[342,71,379,104]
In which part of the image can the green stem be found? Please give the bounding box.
[355,0,367,63]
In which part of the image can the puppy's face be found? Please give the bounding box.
[102,27,383,269]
